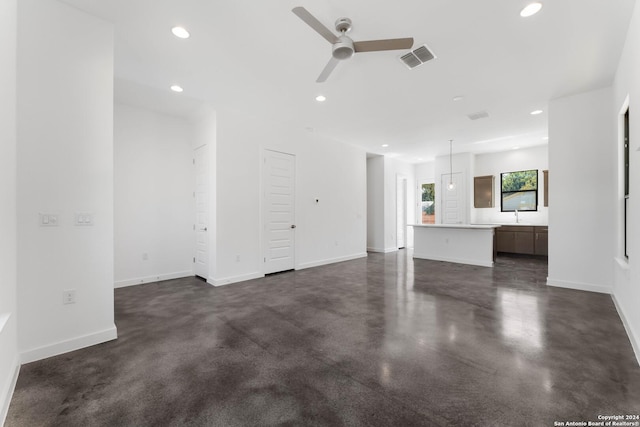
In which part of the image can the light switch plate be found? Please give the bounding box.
[39,213,59,227]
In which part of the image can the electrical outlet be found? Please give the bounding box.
[142,253,149,261]
[63,290,76,305]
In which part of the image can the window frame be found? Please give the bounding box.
[500,169,539,212]
[624,107,629,259]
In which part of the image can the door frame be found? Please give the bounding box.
[193,143,210,280]
[261,148,296,274]
[396,174,408,249]
[440,171,466,224]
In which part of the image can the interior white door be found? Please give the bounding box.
[263,150,295,274]
[396,176,407,249]
[441,172,465,224]
[194,145,209,279]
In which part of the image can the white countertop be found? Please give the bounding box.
[473,223,548,227]
[410,224,500,230]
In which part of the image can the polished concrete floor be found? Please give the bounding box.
[7,251,640,426]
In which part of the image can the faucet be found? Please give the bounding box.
[515,209,519,223]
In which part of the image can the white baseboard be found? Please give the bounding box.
[210,272,264,287]
[114,270,193,288]
[0,356,19,427]
[546,277,612,294]
[413,253,493,268]
[20,325,117,364]
[612,293,640,368]
[367,247,398,253]
[296,252,368,270]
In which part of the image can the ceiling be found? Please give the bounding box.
[60,0,635,162]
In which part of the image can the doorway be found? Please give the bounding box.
[396,175,407,249]
[262,150,296,274]
[441,172,465,224]
[194,144,209,279]
[418,181,436,224]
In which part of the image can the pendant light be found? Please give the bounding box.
[447,139,456,191]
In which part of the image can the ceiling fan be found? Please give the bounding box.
[292,6,414,82]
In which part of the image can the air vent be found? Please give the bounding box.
[399,44,436,69]
[467,111,489,121]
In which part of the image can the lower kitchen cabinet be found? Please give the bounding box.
[496,225,547,256]
[534,227,548,255]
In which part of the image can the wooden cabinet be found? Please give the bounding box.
[496,229,515,253]
[496,225,547,256]
[543,170,548,207]
[474,175,494,208]
[534,226,548,255]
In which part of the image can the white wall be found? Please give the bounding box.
[0,0,19,422]
[473,145,549,225]
[213,108,367,285]
[613,0,640,364]
[114,103,195,287]
[16,0,116,362]
[548,87,614,295]
[367,156,385,252]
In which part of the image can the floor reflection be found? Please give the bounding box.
[498,288,543,350]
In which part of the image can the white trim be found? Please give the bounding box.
[114,271,193,288]
[20,325,117,364]
[612,293,640,368]
[413,253,493,268]
[546,278,611,294]
[615,256,630,271]
[0,356,19,427]
[210,272,264,287]
[0,312,9,335]
[367,247,398,253]
[296,252,368,270]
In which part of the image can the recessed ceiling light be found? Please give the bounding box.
[170,85,183,93]
[530,109,543,115]
[542,136,549,140]
[512,147,520,150]
[382,144,389,148]
[453,96,464,102]
[315,95,326,102]
[520,2,542,17]
[171,26,190,39]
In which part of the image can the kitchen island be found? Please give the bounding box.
[411,224,500,267]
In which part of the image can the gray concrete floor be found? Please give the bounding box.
[6,251,640,426]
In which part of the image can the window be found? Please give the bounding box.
[420,182,435,224]
[501,170,538,212]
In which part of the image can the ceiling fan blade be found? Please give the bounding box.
[316,57,340,83]
[292,7,339,44]
[353,37,414,53]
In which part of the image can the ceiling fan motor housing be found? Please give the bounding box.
[332,35,355,60]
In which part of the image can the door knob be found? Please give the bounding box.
[291,225,296,229]
[201,227,207,231]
